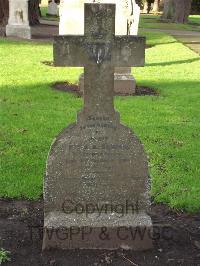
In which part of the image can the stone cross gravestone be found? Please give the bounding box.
[6,0,31,39]
[59,0,139,94]
[43,3,152,250]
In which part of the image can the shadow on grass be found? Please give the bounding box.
[0,37,52,46]
[146,57,200,67]
[1,79,199,101]
[137,80,200,95]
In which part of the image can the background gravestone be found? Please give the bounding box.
[6,0,31,39]
[43,3,152,250]
[59,0,140,94]
[130,0,140,35]
[47,0,59,16]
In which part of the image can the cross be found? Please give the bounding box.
[54,3,145,121]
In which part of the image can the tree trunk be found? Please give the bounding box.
[147,1,152,13]
[184,0,192,23]
[29,0,40,26]
[173,0,192,23]
[161,0,175,20]
[0,0,9,26]
[152,0,160,13]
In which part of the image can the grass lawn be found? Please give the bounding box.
[189,15,200,25]
[40,6,59,21]
[140,14,200,31]
[0,32,200,213]
[40,6,48,17]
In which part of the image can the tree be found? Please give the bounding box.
[29,0,40,25]
[191,0,200,14]
[161,0,192,23]
[0,0,9,26]
[173,0,192,23]
[161,0,175,20]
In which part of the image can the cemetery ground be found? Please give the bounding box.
[0,30,200,264]
[140,14,200,31]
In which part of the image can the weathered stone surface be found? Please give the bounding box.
[114,68,136,94]
[59,0,141,94]
[79,67,136,94]
[6,0,31,39]
[43,212,152,250]
[43,3,152,250]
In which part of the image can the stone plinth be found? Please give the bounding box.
[43,212,152,250]
[114,67,136,94]
[6,0,31,39]
[79,67,136,94]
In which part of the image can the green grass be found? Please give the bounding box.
[189,15,200,25]
[40,6,59,21]
[0,32,200,213]
[0,248,11,264]
[39,7,200,32]
[40,6,48,17]
[140,14,200,31]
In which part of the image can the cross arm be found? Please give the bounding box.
[54,35,146,68]
[112,36,146,67]
[54,36,86,67]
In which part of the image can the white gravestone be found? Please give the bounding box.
[60,0,134,36]
[47,0,59,16]
[59,0,141,94]
[6,0,31,39]
[130,2,140,35]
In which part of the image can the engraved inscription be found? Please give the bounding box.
[65,133,132,179]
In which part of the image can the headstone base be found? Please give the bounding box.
[43,212,153,250]
[6,25,31,39]
[114,73,136,94]
[79,73,136,95]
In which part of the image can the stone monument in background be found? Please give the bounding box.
[47,0,59,16]
[6,0,31,39]
[43,3,152,250]
[129,1,140,36]
[59,0,141,94]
